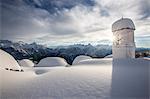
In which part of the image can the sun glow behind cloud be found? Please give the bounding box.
[0,0,150,48]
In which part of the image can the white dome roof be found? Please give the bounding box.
[36,57,68,67]
[18,59,34,67]
[72,55,92,65]
[0,49,21,70]
[112,18,135,32]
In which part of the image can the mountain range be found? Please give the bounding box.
[0,40,149,64]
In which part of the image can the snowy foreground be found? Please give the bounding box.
[0,58,150,99]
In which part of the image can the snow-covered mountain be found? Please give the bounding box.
[0,40,49,61]
[0,40,112,64]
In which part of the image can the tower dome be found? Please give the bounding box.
[112,18,135,32]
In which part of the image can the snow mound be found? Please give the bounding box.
[143,57,150,60]
[112,18,135,32]
[18,59,34,67]
[0,49,21,71]
[105,54,113,58]
[36,57,68,67]
[72,55,92,65]
[74,58,112,66]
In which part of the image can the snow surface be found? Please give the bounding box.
[111,58,149,99]
[73,58,112,66]
[1,57,149,99]
[36,57,68,67]
[112,18,135,32]
[105,54,113,58]
[18,59,34,67]
[0,49,21,71]
[72,55,92,65]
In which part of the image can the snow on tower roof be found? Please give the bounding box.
[112,18,135,32]
[72,55,92,65]
[36,57,68,67]
[18,59,34,67]
[0,49,21,71]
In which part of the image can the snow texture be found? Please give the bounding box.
[73,58,112,66]
[111,58,149,99]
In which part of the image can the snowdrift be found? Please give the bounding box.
[73,58,112,66]
[36,57,68,67]
[18,59,34,67]
[72,55,92,65]
[105,54,113,58]
[0,49,21,71]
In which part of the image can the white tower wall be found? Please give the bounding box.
[112,18,135,59]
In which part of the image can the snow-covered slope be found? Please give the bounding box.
[74,58,112,65]
[0,49,21,71]
[1,64,112,99]
[1,57,149,99]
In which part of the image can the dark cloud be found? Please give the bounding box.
[23,0,95,14]
[1,3,48,40]
[0,0,149,47]
[1,0,24,6]
[0,0,96,41]
[139,0,150,19]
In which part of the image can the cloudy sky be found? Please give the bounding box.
[0,0,150,47]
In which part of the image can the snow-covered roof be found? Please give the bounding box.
[36,57,68,67]
[18,59,34,67]
[0,49,21,70]
[112,18,135,32]
[72,55,92,65]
